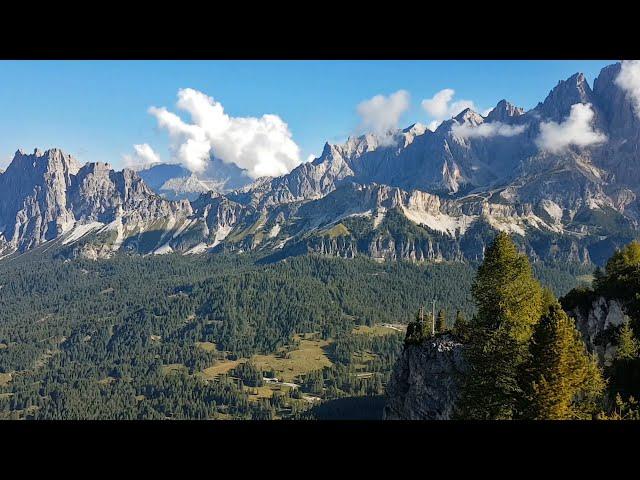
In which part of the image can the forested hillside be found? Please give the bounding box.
[0,249,591,420]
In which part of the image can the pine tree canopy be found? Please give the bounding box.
[594,241,640,302]
[458,233,546,419]
[452,310,469,341]
[524,304,605,420]
[616,320,639,361]
[471,232,544,342]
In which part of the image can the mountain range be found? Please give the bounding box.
[1,62,639,265]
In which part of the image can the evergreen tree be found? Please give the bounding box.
[452,310,469,340]
[594,241,640,319]
[616,320,639,361]
[523,304,605,420]
[457,232,544,419]
[436,309,447,333]
[601,393,640,420]
[541,287,557,313]
[471,232,544,342]
[609,318,640,401]
[404,308,433,345]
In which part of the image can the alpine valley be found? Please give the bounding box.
[1,62,639,267]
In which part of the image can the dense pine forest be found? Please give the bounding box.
[0,246,593,420]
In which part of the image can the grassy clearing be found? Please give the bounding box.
[321,223,350,238]
[352,325,401,336]
[199,359,243,380]
[245,385,276,400]
[0,372,12,387]
[195,341,217,352]
[253,334,332,383]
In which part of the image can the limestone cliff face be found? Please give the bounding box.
[0,149,79,253]
[0,149,196,258]
[567,296,627,366]
[384,335,466,420]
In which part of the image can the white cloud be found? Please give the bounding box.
[421,88,477,131]
[356,90,410,142]
[149,88,301,178]
[422,88,455,118]
[535,103,607,153]
[616,60,640,118]
[122,143,161,169]
[306,154,317,163]
[452,121,526,139]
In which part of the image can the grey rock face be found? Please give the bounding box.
[384,335,466,420]
[485,99,525,122]
[0,149,196,258]
[593,62,640,141]
[534,72,598,122]
[568,296,627,366]
[0,149,79,253]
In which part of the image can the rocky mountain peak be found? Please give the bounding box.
[340,133,383,156]
[0,148,82,251]
[7,147,82,176]
[536,71,595,120]
[159,173,212,200]
[592,61,640,140]
[593,62,622,94]
[454,108,484,126]
[403,123,427,135]
[485,99,525,122]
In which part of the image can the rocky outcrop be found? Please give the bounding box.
[567,296,628,366]
[384,335,466,420]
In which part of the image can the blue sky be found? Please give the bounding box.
[0,60,615,171]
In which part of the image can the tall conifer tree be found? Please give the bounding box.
[523,304,605,419]
[616,320,639,361]
[457,232,544,419]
